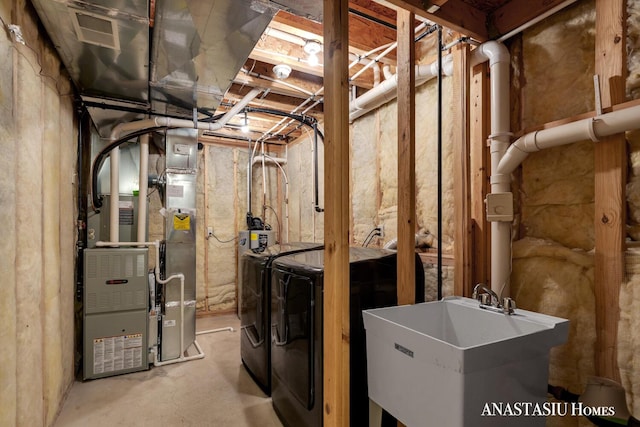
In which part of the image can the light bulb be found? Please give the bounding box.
[308,53,319,67]
[241,112,249,133]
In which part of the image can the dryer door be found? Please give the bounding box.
[272,268,315,409]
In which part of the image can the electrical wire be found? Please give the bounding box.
[362,227,381,247]
[207,233,237,244]
[90,126,167,210]
[264,205,281,244]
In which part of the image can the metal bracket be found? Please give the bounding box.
[594,74,603,116]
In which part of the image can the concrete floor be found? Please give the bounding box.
[54,314,283,427]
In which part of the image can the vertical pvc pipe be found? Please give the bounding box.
[137,134,149,244]
[479,42,512,297]
[471,41,511,297]
[109,148,120,242]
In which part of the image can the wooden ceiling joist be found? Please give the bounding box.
[489,0,578,39]
[380,0,489,40]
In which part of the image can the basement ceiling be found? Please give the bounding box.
[31,0,577,145]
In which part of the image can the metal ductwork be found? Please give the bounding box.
[30,0,279,137]
[264,0,322,21]
[149,0,276,122]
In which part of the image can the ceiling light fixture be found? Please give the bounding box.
[273,63,292,79]
[241,111,250,133]
[304,40,322,67]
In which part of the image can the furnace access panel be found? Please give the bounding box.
[83,247,149,380]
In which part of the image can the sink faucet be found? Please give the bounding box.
[472,283,516,315]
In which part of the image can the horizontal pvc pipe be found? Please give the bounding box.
[498,104,640,176]
[251,155,288,166]
[196,327,234,335]
[109,88,262,142]
[349,55,453,122]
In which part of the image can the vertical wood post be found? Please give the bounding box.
[469,63,490,288]
[594,0,627,382]
[453,43,472,296]
[397,9,416,306]
[323,0,350,425]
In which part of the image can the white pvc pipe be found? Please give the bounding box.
[196,327,234,335]
[471,41,512,297]
[137,133,149,244]
[240,67,315,97]
[382,64,393,81]
[499,104,640,176]
[497,0,578,42]
[110,88,262,142]
[251,155,288,166]
[104,88,263,247]
[372,63,381,87]
[109,148,120,242]
[349,22,428,83]
[349,55,454,122]
[252,154,290,243]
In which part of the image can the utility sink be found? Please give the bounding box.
[363,296,569,427]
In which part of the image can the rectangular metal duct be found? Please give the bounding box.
[31,0,150,104]
[150,0,276,120]
[31,0,278,137]
[266,0,322,21]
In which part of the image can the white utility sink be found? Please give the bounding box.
[363,296,569,427]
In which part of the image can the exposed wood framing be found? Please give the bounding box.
[381,0,488,40]
[322,0,351,425]
[489,0,578,39]
[594,0,627,382]
[397,9,417,306]
[513,97,640,138]
[452,43,472,297]
[469,63,490,287]
[272,10,397,63]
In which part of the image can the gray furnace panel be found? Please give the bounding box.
[84,247,149,379]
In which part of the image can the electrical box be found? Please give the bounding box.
[485,192,514,222]
[83,247,149,379]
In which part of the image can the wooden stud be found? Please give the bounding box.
[594,0,627,382]
[322,0,351,425]
[469,63,490,288]
[381,0,488,41]
[452,42,472,297]
[397,8,416,306]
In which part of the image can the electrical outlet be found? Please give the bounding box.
[207,226,213,237]
[377,224,384,238]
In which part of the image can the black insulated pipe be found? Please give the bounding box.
[90,126,166,210]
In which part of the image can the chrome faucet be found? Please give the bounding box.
[472,283,516,315]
